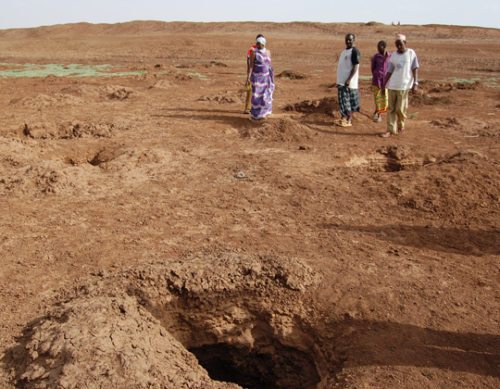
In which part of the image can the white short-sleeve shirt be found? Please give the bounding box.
[386,48,419,90]
[336,47,361,89]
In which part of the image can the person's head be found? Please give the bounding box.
[255,34,264,40]
[256,35,266,49]
[345,33,355,48]
[377,40,387,55]
[395,34,406,53]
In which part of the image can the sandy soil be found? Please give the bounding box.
[0,21,499,388]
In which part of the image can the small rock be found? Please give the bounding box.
[234,171,248,180]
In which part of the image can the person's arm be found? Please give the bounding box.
[411,51,420,93]
[411,68,419,93]
[381,61,394,93]
[371,55,375,75]
[246,57,251,80]
[247,51,256,85]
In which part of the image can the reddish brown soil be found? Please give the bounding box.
[0,21,499,388]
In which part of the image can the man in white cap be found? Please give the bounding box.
[381,33,419,137]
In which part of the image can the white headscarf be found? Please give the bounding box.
[256,36,266,46]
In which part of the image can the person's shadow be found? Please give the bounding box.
[322,223,500,256]
[324,317,500,378]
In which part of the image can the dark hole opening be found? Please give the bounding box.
[189,343,320,389]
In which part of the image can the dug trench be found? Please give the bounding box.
[4,254,341,388]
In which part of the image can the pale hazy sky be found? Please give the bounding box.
[0,0,498,29]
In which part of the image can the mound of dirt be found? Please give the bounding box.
[410,92,453,106]
[7,254,327,389]
[430,117,461,128]
[0,161,80,195]
[198,94,241,104]
[204,61,228,68]
[150,79,174,89]
[276,70,307,80]
[11,93,83,108]
[14,295,237,389]
[398,151,500,219]
[23,121,120,139]
[423,80,482,93]
[175,73,194,81]
[102,85,134,100]
[241,118,316,142]
[376,145,422,172]
[284,97,338,115]
[59,84,101,98]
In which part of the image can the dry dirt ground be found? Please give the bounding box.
[0,21,499,388]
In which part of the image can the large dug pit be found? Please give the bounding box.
[5,254,337,388]
[189,342,320,388]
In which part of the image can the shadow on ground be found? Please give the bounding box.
[328,318,500,378]
[323,223,500,256]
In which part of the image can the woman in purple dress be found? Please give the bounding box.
[246,36,275,120]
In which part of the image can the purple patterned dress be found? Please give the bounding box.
[250,48,275,119]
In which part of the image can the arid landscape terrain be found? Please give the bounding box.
[0,21,498,388]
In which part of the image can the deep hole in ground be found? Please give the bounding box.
[189,341,321,389]
[6,255,336,388]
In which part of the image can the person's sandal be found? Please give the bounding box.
[380,132,392,138]
[334,119,352,127]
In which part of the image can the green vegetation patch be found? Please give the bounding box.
[0,63,146,78]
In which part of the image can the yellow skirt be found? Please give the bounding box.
[373,86,388,113]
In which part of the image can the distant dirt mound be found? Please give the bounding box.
[11,93,83,108]
[204,61,228,68]
[284,97,338,115]
[276,70,307,80]
[175,73,194,81]
[60,84,101,98]
[150,79,174,89]
[423,80,481,93]
[23,121,121,139]
[430,117,461,128]
[198,93,241,104]
[7,254,329,389]
[241,118,315,142]
[102,85,134,100]
[410,91,453,106]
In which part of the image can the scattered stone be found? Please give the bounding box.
[234,171,248,180]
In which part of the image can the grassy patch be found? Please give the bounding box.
[0,63,146,78]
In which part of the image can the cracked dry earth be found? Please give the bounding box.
[0,21,499,388]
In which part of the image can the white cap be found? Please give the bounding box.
[395,33,406,42]
[256,36,266,46]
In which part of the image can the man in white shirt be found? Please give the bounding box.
[381,34,419,137]
[335,33,361,127]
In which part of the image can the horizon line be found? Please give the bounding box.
[1,19,499,31]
